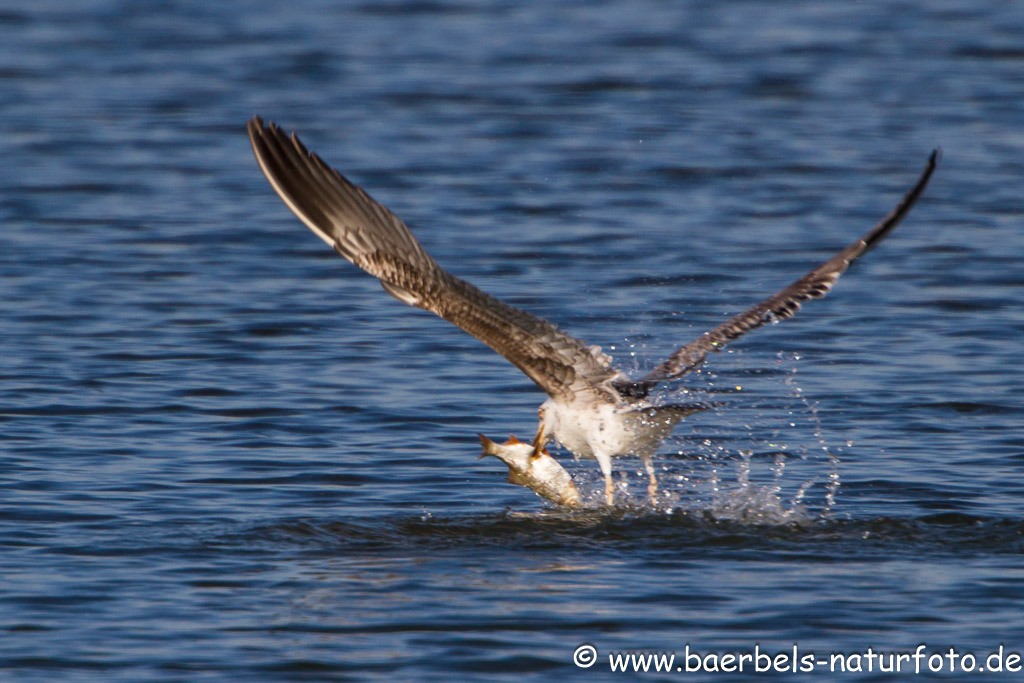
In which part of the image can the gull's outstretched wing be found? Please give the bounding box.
[616,150,938,397]
[247,116,620,402]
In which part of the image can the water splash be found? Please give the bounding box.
[702,450,814,525]
[546,351,841,526]
[783,357,842,515]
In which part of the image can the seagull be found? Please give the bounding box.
[247,116,937,505]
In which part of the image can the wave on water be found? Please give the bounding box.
[243,510,1024,561]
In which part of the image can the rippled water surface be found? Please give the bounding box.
[3,0,1023,679]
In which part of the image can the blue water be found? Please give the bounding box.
[3,0,1023,679]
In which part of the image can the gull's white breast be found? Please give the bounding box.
[541,397,674,461]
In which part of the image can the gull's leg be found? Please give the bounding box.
[642,454,658,502]
[595,451,615,506]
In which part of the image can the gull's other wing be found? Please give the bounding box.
[616,150,939,398]
[247,116,620,402]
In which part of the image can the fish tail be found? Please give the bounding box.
[478,433,500,459]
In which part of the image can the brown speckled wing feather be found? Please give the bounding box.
[247,117,620,402]
[623,150,938,393]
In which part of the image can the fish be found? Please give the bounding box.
[479,434,582,507]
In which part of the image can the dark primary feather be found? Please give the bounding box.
[614,149,939,398]
[246,116,620,402]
